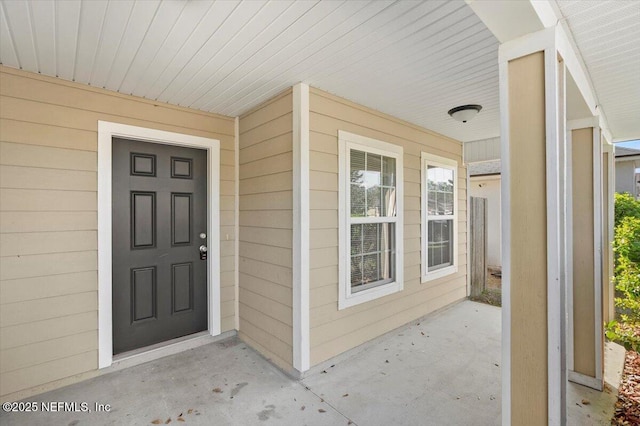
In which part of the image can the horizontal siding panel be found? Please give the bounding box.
[239,91,292,134]
[0,211,97,233]
[0,311,96,350]
[0,71,234,136]
[310,190,337,210]
[0,271,96,304]
[221,315,235,333]
[310,170,337,191]
[239,210,292,230]
[239,113,292,149]
[239,287,292,327]
[239,258,292,289]
[310,265,338,289]
[239,303,292,345]
[310,131,338,155]
[239,319,291,363]
[0,292,96,327]
[0,119,98,151]
[0,142,97,171]
[240,171,292,195]
[239,242,292,268]
[0,188,96,212]
[310,247,337,270]
[1,231,97,257]
[310,151,338,173]
[1,251,97,280]
[0,350,96,396]
[239,191,292,211]
[239,226,292,249]
[310,229,338,249]
[0,96,232,146]
[0,166,97,191]
[239,133,292,165]
[239,273,292,308]
[0,330,97,374]
[239,152,293,180]
[311,272,467,327]
[310,210,337,230]
[238,329,291,370]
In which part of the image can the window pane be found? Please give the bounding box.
[350,150,366,185]
[362,223,379,254]
[382,156,395,186]
[351,224,362,256]
[366,186,381,216]
[351,256,363,288]
[351,223,395,291]
[428,219,453,271]
[351,184,365,217]
[427,165,454,216]
[382,187,396,216]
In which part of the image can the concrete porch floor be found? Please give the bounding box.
[1,301,622,426]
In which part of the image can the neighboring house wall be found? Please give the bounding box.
[615,159,639,197]
[0,66,237,400]
[238,90,294,371]
[308,88,467,366]
[468,176,501,268]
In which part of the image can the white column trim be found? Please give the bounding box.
[292,83,310,372]
[592,125,604,388]
[498,55,512,426]
[544,43,565,426]
[234,117,240,330]
[566,129,574,373]
[604,143,615,323]
[97,121,221,369]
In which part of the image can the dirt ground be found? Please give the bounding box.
[470,267,502,307]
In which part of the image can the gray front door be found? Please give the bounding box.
[112,138,208,354]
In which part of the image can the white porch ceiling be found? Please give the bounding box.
[0,1,636,142]
[0,0,500,143]
[556,0,640,142]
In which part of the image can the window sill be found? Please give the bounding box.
[421,266,458,284]
[338,281,403,310]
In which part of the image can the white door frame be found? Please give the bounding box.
[97,121,221,369]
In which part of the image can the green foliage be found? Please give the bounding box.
[607,194,640,351]
[614,192,640,227]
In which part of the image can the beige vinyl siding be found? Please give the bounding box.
[0,66,236,400]
[307,88,467,365]
[238,90,294,371]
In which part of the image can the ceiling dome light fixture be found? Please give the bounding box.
[448,104,482,123]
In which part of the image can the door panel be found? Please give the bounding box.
[112,138,208,354]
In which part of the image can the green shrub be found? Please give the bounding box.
[614,192,640,227]
[606,194,640,351]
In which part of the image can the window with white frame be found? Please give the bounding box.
[339,131,403,310]
[421,152,458,282]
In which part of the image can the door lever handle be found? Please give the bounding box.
[199,245,208,260]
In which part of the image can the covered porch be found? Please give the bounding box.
[0,301,623,426]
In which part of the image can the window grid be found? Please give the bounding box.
[422,153,458,282]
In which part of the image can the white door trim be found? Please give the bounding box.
[97,120,221,369]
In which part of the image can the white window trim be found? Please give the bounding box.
[421,152,458,283]
[338,131,404,310]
